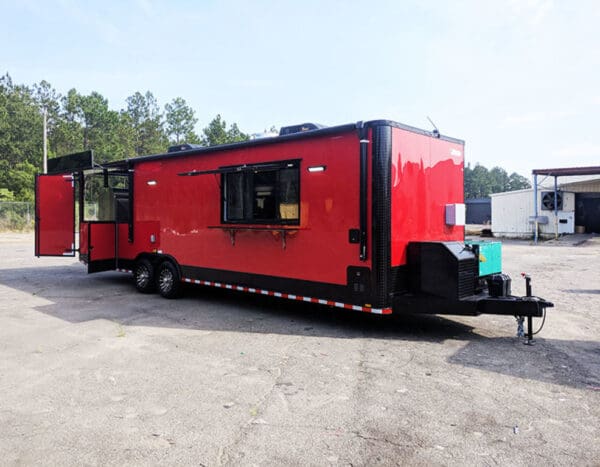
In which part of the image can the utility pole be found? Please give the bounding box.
[42,108,48,174]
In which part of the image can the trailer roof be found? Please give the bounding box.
[105,119,464,168]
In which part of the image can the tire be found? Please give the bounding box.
[134,258,155,293]
[156,260,182,299]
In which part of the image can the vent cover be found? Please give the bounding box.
[541,191,563,211]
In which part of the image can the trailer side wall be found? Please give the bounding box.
[130,130,372,288]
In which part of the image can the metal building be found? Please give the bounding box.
[465,197,491,224]
[490,167,600,239]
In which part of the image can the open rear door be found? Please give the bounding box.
[35,174,75,257]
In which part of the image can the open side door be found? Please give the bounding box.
[35,174,75,257]
[83,172,131,273]
[87,222,116,273]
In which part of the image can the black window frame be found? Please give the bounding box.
[221,159,301,226]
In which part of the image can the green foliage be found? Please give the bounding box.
[508,172,531,191]
[165,97,198,144]
[0,201,33,230]
[202,114,249,146]
[0,74,43,168]
[465,163,531,198]
[58,89,130,163]
[0,73,252,201]
[0,188,14,201]
[0,160,37,201]
[126,91,167,156]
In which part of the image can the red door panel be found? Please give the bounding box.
[35,174,75,257]
[87,222,116,273]
[89,223,116,261]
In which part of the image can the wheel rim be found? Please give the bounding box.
[159,267,174,294]
[136,265,150,289]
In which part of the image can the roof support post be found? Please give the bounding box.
[533,174,538,244]
[554,175,559,240]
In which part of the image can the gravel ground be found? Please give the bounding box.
[0,233,599,466]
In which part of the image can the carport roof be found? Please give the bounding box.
[532,166,600,176]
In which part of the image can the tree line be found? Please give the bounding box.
[0,73,249,201]
[0,73,531,202]
[464,163,530,199]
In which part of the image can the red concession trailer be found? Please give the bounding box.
[35,120,552,338]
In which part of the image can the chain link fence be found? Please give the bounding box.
[0,201,34,231]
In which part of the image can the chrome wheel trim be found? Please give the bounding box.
[135,265,150,288]
[159,267,174,293]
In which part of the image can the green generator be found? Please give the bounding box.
[465,240,502,277]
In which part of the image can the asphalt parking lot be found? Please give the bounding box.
[1,233,599,465]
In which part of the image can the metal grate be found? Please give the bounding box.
[457,259,477,298]
[371,125,392,308]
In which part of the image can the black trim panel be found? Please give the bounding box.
[393,293,553,317]
[88,259,116,274]
[370,125,392,308]
[117,258,135,271]
[390,266,409,294]
[358,124,368,261]
[180,265,368,306]
[47,150,93,175]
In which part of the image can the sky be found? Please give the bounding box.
[1,0,599,177]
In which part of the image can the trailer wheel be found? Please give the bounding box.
[134,258,155,293]
[156,261,182,299]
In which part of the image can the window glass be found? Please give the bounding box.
[278,167,299,220]
[223,161,299,224]
[253,171,277,220]
[83,173,129,222]
[225,172,245,221]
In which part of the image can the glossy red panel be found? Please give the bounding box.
[129,131,370,285]
[117,223,146,259]
[390,128,464,266]
[89,223,115,261]
[79,222,89,255]
[35,174,75,256]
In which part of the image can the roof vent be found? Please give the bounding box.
[167,143,203,153]
[279,123,326,136]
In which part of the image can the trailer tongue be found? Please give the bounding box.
[394,241,553,342]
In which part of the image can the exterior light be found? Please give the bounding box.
[147,180,157,186]
[307,166,326,173]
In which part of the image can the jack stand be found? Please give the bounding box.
[516,316,525,338]
[524,315,535,345]
[521,273,535,345]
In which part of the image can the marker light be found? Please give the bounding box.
[307,166,326,173]
[147,180,157,186]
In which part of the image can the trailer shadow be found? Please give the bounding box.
[2,265,599,390]
[0,265,475,344]
[447,336,600,390]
